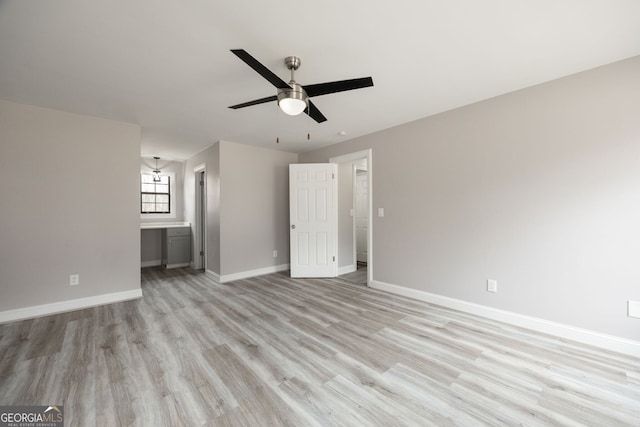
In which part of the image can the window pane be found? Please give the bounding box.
[141,173,171,214]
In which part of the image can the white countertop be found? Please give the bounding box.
[140,221,191,230]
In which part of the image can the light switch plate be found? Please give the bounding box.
[628,300,640,318]
[378,208,384,217]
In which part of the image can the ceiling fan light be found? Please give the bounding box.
[278,97,307,116]
[278,83,308,116]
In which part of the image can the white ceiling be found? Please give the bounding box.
[1,0,639,159]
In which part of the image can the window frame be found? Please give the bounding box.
[140,172,176,219]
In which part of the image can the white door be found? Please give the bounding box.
[289,163,337,278]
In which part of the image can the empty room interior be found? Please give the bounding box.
[1,1,639,425]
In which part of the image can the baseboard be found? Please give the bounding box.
[0,288,143,324]
[205,269,221,283]
[220,264,290,283]
[370,280,640,358]
[338,264,357,275]
[141,259,161,267]
[166,262,190,269]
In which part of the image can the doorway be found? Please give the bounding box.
[330,149,373,286]
[193,166,206,270]
[355,165,368,265]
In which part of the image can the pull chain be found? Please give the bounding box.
[276,102,280,143]
[307,103,311,141]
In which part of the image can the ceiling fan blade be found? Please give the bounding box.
[305,100,327,123]
[228,95,277,109]
[231,49,291,90]
[303,77,373,97]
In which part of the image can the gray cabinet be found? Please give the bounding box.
[162,227,191,268]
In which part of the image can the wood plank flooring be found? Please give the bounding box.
[338,263,368,286]
[1,268,639,426]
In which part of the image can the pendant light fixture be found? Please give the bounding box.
[152,156,161,182]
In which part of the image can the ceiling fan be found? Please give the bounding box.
[228,49,374,123]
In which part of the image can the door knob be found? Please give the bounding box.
[291,224,296,229]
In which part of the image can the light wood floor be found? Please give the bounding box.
[338,263,368,286]
[1,268,639,426]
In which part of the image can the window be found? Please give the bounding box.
[141,174,171,214]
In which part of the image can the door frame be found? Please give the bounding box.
[353,163,368,265]
[193,164,207,270]
[330,149,373,286]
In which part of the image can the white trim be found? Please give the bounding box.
[352,163,358,270]
[141,259,162,268]
[0,289,143,324]
[332,164,338,278]
[370,279,640,357]
[205,269,221,282]
[166,262,190,269]
[220,264,290,283]
[338,264,357,276]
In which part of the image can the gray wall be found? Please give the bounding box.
[0,100,141,311]
[300,56,640,341]
[184,141,297,278]
[219,141,297,276]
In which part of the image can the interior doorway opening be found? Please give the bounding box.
[355,165,368,266]
[330,149,373,287]
[193,166,206,270]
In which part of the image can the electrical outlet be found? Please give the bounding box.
[487,279,497,293]
[628,300,640,318]
[70,274,80,286]
[273,250,278,258]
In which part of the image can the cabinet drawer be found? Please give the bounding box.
[166,227,190,237]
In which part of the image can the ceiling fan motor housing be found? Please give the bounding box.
[278,82,307,104]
